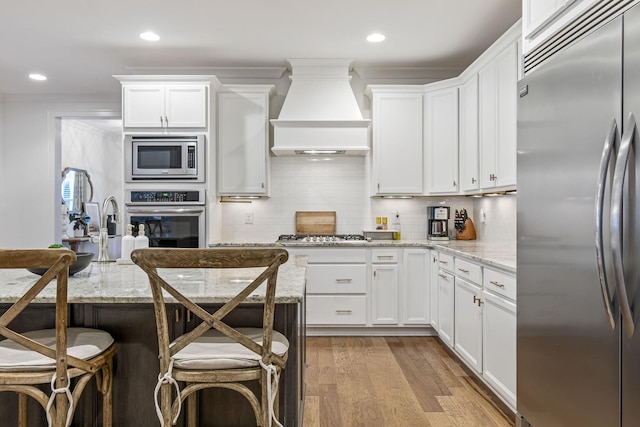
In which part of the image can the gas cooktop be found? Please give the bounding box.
[277,234,367,244]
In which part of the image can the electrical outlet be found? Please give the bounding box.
[245,212,254,224]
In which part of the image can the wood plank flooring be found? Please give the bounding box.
[303,336,515,427]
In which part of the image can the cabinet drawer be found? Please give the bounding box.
[306,264,366,294]
[438,252,454,272]
[306,295,367,325]
[371,249,399,263]
[483,268,516,301]
[297,248,366,263]
[455,258,482,284]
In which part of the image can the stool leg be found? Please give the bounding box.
[187,390,197,427]
[18,393,28,427]
[102,362,114,427]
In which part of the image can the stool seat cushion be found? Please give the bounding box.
[0,327,114,372]
[173,327,289,370]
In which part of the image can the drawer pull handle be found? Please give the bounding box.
[335,310,353,314]
[335,278,353,283]
[438,273,448,279]
[490,280,505,288]
[458,268,469,273]
[439,260,448,264]
[377,255,394,260]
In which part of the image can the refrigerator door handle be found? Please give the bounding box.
[596,118,618,331]
[611,112,636,338]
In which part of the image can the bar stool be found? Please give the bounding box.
[131,247,289,427]
[0,249,116,427]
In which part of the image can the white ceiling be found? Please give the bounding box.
[1,0,521,96]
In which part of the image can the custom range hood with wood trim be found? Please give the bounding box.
[270,59,371,156]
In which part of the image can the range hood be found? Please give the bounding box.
[270,59,371,156]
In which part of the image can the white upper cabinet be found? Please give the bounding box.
[523,0,575,40]
[479,41,518,190]
[122,84,208,129]
[218,85,274,196]
[367,87,424,195]
[425,85,459,194]
[459,74,480,193]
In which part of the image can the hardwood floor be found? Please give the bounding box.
[302,336,514,427]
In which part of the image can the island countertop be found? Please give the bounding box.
[0,253,308,304]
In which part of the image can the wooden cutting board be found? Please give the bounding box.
[295,211,336,235]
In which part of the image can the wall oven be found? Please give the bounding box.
[125,189,206,248]
[125,134,205,182]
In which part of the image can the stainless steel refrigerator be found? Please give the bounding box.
[517,3,640,426]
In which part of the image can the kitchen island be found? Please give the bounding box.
[0,253,308,427]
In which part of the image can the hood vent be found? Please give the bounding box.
[270,59,371,156]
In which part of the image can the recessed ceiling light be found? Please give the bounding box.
[29,73,47,81]
[367,33,386,43]
[140,31,160,41]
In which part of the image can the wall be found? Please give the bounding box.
[61,119,123,229]
[0,95,120,248]
[219,155,515,243]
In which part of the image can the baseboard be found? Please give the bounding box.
[306,326,438,337]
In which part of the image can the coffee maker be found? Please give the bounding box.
[427,206,450,240]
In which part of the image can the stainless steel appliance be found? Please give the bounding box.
[427,206,449,240]
[517,5,640,426]
[125,189,206,248]
[125,134,205,182]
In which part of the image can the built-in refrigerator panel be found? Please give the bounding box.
[622,4,640,425]
[517,16,622,427]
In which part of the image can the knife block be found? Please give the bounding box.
[455,218,476,240]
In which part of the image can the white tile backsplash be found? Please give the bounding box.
[219,155,516,244]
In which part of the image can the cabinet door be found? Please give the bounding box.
[164,85,207,128]
[479,60,497,189]
[524,0,573,39]
[454,278,483,373]
[482,290,517,409]
[372,264,399,324]
[437,269,455,348]
[218,91,269,195]
[372,92,423,194]
[459,74,480,192]
[425,87,459,194]
[123,85,165,128]
[429,251,439,329]
[495,42,518,188]
[402,249,429,325]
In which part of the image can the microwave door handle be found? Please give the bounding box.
[596,119,618,331]
[611,113,636,338]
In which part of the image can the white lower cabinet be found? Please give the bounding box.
[482,281,517,409]
[402,249,430,325]
[371,249,399,325]
[429,251,440,329]
[454,277,483,373]
[437,268,455,348]
[294,248,367,327]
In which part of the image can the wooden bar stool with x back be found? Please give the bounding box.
[0,248,116,427]
[131,247,289,427]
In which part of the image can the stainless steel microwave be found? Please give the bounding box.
[125,135,205,182]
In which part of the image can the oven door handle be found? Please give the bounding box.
[126,207,205,214]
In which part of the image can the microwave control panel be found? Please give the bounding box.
[127,190,205,205]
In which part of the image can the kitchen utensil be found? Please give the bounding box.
[295,211,336,235]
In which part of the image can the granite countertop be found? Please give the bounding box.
[210,240,516,273]
[0,254,308,304]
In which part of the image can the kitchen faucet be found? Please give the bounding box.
[96,196,121,262]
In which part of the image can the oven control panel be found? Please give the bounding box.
[126,189,205,205]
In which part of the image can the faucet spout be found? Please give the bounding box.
[97,196,121,263]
